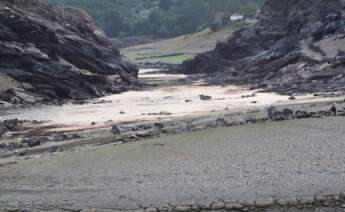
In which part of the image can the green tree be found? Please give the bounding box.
[102,10,123,37]
[47,0,264,38]
[242,3,258,17]
[158,0,174,10]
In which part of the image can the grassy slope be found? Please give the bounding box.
[122,23,249,64]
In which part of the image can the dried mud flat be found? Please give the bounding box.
[1,117,345,211]
[1,70,345,211]
[0,69,344,157]
[0,69,343,132]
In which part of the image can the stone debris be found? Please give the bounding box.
[199,94,212,101]
[2,102,344,155]
[210,202,225,210]
[225,203,244,210]
[92,100,113,105]
[330,103,337,115]
[267,107,294,121]
[147,111,173,116]
[174,205,192,212]
[110,104,345,145]
[144,207,158,212]
[0,119,20,137]
[107,104,345,147]
[68,194,345,212]
[0,132,80,152]
[241,93,256,98]
[255,197,275,208]
[289,95,296,100]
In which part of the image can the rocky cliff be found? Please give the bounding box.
[182,0,345,94]
[0,0,138,104]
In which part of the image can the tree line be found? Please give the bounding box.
[48,0,264,38]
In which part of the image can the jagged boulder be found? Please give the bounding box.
[0,0,138,104]
[0,119,20,137]
[181,0,345,94]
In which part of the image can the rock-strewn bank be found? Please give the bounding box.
[138,62,179,70]
[2,116,345,212]
[2,195,345,212]
[0,0,138,105]
[76,194,345,212]
[1,100,344,158]
[181,0,345,94]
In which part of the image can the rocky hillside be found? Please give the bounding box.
[0,0,138,105]
[182,0,345,94]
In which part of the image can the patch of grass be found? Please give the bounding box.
[122,24,250,65]
[125,53,194,64]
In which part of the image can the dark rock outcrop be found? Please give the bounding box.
[0,119,20,137]
[0,0,138,104]
[181,0,345,94]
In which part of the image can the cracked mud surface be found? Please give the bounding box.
[1,117,345,210]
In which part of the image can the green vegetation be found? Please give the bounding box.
[127,53,194,64]
[123,24,247,64]
[47,0,264,38]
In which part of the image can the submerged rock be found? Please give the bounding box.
[180,0,345,94]
[0,0,138,104]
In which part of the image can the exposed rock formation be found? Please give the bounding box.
[181,0,345,94]
[0,119,20,138]
[0,0,138,104]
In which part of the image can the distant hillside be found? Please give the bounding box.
[47,0,264,38]
[123,23,249,64]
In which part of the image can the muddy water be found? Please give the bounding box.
[0,70,337,131]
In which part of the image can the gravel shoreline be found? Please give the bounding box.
[1,98,344,158]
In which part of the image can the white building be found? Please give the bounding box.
[230,14,244,21]
[138,9,151,18]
